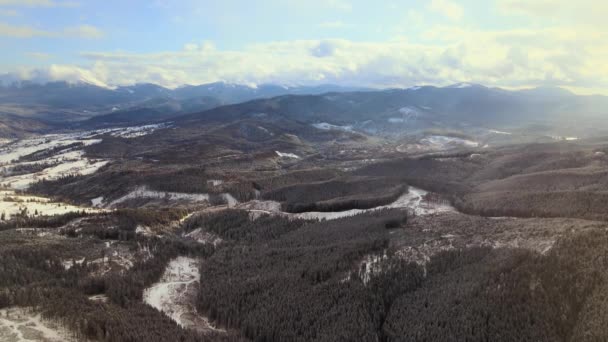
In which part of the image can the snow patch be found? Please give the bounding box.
[62,257,85,270]
[397,135,479,153]
[312,122,353,132]
[275,151,300,159]
[550,135,579,141]
[489,129,512,135]
[0,307,79,342]
[207,179,223,186]
[103,123,170,139]
[5,159,109,190]
[186,228,223,246]
[0,190,101,220]
[358,253,388,284]
[143,257,224,334]
[237,186,454,221]
[398,107,419,116]
[422,135,479,149]
[136,225,154,236]
[108,186,239,208]
[293,187,453,220]
[91,196,104,207]
[108,186,210,207]
[449,82,473,88]
[222,193,238,207]
[0,135,101,165]
[0,131,112,189]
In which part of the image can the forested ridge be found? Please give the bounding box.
[262,177,407,213]
[183,209,608,342]
[4,198,608,341]
[0,213,243,341]
[9,138,608,341]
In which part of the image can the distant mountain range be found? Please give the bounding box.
[2,80,608,139]
[171,83,608,139]
[0,81,368,120]
[0,81,373,134]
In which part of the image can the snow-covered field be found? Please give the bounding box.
[3,157,108,190]
[95,123,170,139]
[0,124,168,219]
[397,135,479,153]
[0,124,168,189]
[0,135,101,165]
[143,257,224,334]
[236,186,454,221]
[0,190,101,220]
[423,135,479,148]
[0,307,78,342]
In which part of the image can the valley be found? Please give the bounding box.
[1,83,608,342]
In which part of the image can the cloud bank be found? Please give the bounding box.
[2,25,606,94]
[0,0,78,8]
[0,23,103,39]
[2,0,608,94]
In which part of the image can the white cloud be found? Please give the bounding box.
[497,0,608,27]
[63,24,103,39]
[4,64,108,87]
[0,22,52,38]
[0,0,78,7]
[324,0,352,11]
[318,21,348,29]
[3,24,608,94]
[0,23,103,39]
[406,9,424,28]
[428,0,463,20]
[496,0,557,17]
[0,8,18,16]
[183,43,198,52]
[26,52,52,59]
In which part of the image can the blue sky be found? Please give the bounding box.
[1,0,607,94]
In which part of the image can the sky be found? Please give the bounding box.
[0,0,607,94]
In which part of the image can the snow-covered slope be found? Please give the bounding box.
[143,257,225,334]
[236,186,454,221]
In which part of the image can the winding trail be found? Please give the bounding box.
[237,186,455,221]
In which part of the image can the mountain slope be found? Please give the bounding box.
[0,113,52,139]
[0,81,369,124]
[172,84,608,139]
